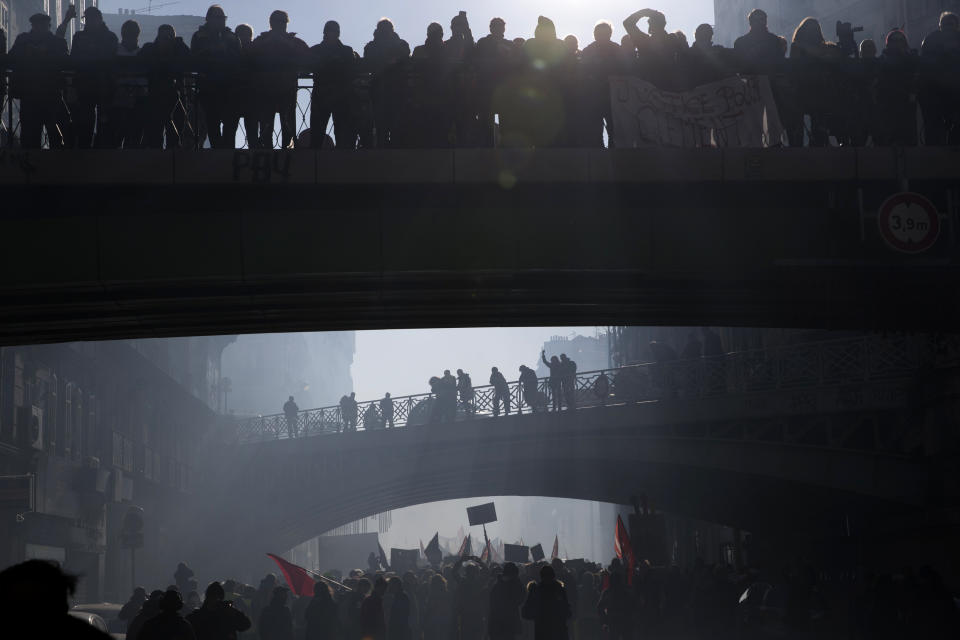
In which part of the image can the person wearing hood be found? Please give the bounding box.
[252,10,309,148]
[259,587,294,640]
[521,566,572,640]
[876,29,919,146]
[444,11,476,146]
[70,6,119,148]
[187,581,252,640]
[129,590,166,640]
[190,5,241,148]
[363,18,410,148]
[139,590,196,640]
[6,13,69,149]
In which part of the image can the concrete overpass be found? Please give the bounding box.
[183,335,960,578]
[1,147,958,345]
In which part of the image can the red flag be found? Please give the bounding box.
[480,541,490,563]
[551,535,559,560]
[458,533,472,557]
[266,553,315,597]
[614,515,635,585]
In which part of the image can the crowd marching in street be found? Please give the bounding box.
[3,541,959,639]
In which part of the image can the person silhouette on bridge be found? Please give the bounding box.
[363,402,382,430]
[541,351,564,412]
[594,371,610,405]
[310,21,357,150]
[283,395,299,438]
[7,13,69,149]
[440,370,458,422]
[340,392,359,430]
[70,6,119,149]
[380,393,395,428]
[251,10,309,149]
[190,5,241,149]
[138,24,191,149]
[363,18,411,148]
[519,365,540,413]
[258,587,294,640]
[490,367,510,416]
[457,369,475,416]
[521,565,571,640]
[560,354,577,410]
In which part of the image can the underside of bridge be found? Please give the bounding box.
[2,148,958,345]
[183,400,938,579]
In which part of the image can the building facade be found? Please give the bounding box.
[103,9,204,43]
[0,340,217,602]
[536,331,610,378]
[713,0,960,48]
[221,332,356,416]
[2,0,98,45]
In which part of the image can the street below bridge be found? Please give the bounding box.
[184,333,960,580]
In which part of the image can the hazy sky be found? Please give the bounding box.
[102,1,716,52]
[353,326,600,399]
[352,327,609,558]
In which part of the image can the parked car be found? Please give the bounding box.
[71,603,126,639]
[69,610,110,634]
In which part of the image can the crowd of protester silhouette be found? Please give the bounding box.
[279,350,585,437]
[2,550,958,639]
[3,5,959,150]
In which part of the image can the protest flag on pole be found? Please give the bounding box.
[614,515,635,585]
[266,553,315,597]
[458,533,472,558]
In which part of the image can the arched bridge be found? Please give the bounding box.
[187,335,960,578]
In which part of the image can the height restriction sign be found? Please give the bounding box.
[877,192,941,254]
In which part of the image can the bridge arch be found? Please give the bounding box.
[193,401,929,579]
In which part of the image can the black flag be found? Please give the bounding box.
[378,541,389,570]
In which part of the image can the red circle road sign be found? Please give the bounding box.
[877,192,941,254]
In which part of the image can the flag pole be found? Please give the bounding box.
[302,566,353,592]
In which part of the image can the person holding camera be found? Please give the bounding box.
[186,581,252,640]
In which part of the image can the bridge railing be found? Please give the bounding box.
[2,55,951,149]
[233,334,931,444]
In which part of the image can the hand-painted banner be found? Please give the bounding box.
[610,75,784,148]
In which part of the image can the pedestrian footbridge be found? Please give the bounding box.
[187,335,960,577]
